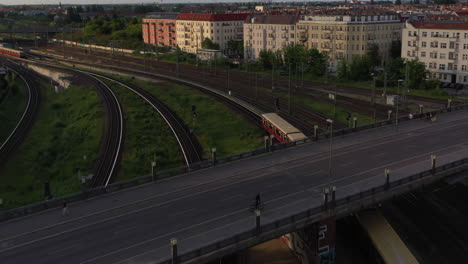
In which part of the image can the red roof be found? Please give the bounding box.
[410,22,468,30]
[177,13,249,21]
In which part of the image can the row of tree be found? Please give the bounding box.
[258,43,328,76]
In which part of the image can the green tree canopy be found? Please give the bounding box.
[201,38,220,50]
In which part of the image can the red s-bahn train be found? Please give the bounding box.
[261,113,307,143]
[0,46,24,58]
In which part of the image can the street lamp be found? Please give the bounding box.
[396,79,404,129]
[326,119,333,187]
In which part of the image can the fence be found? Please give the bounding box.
[157,157,468,264]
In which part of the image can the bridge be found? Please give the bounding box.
[0,109,468,264]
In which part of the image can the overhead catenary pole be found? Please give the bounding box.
[288,63,292,115]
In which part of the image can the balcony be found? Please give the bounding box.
[268,34,276,39]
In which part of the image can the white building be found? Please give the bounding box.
[176,13,248,55]
[402,21,468,84]
[244,15,298,61]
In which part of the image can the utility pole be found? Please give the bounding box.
[62,27,65,58]
[288,63,292,115]
[176,45,180,79]
[384,70,387,96]
[255,72,258,99]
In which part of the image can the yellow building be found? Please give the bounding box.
[296,10,402,70]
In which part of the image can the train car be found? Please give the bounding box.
[0,46,23,58]
[261,113,307,143]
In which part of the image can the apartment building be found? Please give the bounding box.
[142,12,178,48]
[244,15,298,60]
[296,10,402,70]
[402,21,468,84]
[176,13,248,55]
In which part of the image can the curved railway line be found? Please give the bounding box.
[0,61,40,167]
[80,72,124,188]
[14,59,125,188]
[89,72,203,166]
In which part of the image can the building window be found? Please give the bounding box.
[408,41,411,47]
[439,64,446,70]
[440,53,446,59]
[463,54,468,60]
[441,43,447,49]
[422,42,426,47]
[421,52,426,57]
[463,65,467,71]
[422,32,427,37]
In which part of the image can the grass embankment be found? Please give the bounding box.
[267,89,374,127]
[115,75,264,159]
[0,83,103,209]
[102,79,183,182]
[0,76,28,144]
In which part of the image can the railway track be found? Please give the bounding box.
[22,58,125,187]
[0,61,40,167]
[50,44,457,110]
[89,72,203,165]
[36,49,265,131]
[75,71,124,188]
[40,45,345,133]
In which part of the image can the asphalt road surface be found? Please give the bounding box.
[1,110,468,264]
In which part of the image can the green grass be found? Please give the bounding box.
[102,79,184,182]
[266,89,374,128]
[117,75,264,158]
[0,78,27,144]
[0,83,103,209]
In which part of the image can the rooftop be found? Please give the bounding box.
[177,13,249,21]
[410,21,468,30]
[246,15,298,25]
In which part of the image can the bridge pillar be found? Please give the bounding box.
[170,238,178,264]
[352,117,357,128]
[387,110,392,120]
[419,104,424,114]
[281,217,336,264]
[314,125,319,140]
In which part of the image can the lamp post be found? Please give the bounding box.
[326,119,334,188]
[396,79,404,129]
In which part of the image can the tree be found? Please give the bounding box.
[306,48,327,76]
[385,57,405,85]
[406,59,430,90]
[395,0,402,5]
[367,43,380,68]
[349,55,372,81]
[259,50,274,69]
[227,40,243,57]
[337,59,348,80]
[201,38,220,50]
[390,40,402,58]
